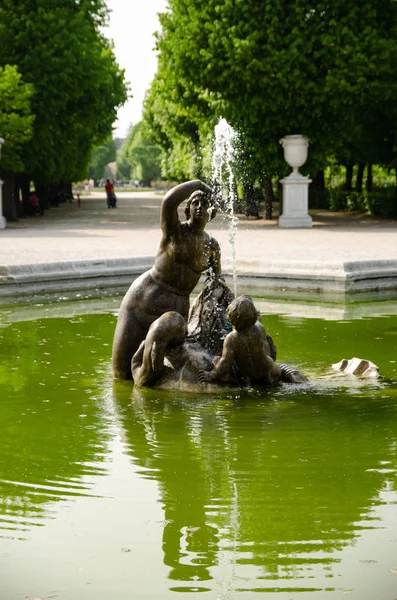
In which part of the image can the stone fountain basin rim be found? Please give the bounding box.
[1,256,397,302]
[0,256,154,282]
[226,258,397,281]
[2,257,397,284]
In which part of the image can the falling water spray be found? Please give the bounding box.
[212,118,239,297]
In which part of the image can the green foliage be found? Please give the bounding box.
[145,0,397,181]
[117,122,162,183]
[309,186,397,217]
[88,138,117,181]
[143,37,219,181]
[365,188,397,217]
[0,64,34,171]
[0,0,128,182]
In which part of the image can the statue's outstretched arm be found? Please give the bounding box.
[209,238,222,277]
[160,180,211,234]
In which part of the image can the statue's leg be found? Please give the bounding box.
[131,340,155,386]
[132,312,187,387]
[132,339,166,387]
[131,340,145,375]
[112,312,147,380]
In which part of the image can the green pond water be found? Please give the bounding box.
[1,298,397,600]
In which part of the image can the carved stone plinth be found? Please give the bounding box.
[278,173,312,228]
[0,179,5,229]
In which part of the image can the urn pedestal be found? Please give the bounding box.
[0,179,5,230]
[0,138,5,230]
[278,135,312,229]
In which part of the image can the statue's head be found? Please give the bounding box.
[185,190,216,222]
[227,295,259,331]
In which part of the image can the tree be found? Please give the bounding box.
[0,0,128,188]
[146,0,397,188]
[0,65,34,172]
[143,55,218,181]
[117,122,162,184]
[88,138,117,182]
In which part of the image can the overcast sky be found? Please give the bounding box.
[104,0,168,138]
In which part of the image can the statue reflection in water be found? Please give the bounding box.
[112,382,397,592]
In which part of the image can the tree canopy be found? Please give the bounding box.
[117,122,162,184]
[0,0,128,183]
[144,0,397,183]
[88,138,117,182]
[0,65,34,172]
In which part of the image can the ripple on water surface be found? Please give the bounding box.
[1,307,397,599]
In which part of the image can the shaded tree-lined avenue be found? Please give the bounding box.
[0,0,127,218]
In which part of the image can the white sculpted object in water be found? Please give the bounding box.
[332,357,380,378]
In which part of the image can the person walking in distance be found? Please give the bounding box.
[105,179,116,208]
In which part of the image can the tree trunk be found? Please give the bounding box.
[356,162,365,192]
[277,180,283,217]
[264,179,274,220]
[63,180,74,201]
[243,184,260,217]
[311,170,325,189]
[231,181,239,212]
[17,174,31,215]
[345,164,354,190]
[366,164,373,191]
[1,170,19,221]
[35,182,50,210]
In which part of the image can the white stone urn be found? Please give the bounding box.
[278,134,312,228]
[279,134,309,175]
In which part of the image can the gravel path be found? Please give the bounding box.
[1,191,396,268]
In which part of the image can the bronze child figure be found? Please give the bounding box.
[198,295,282,387]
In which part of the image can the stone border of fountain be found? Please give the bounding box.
[1,256,397,305]
[0,257,153,304]
[226,258,397,295]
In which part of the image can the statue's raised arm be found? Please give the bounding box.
[160,179,212,237]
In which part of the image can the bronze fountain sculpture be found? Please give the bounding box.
[112,180,307,390]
